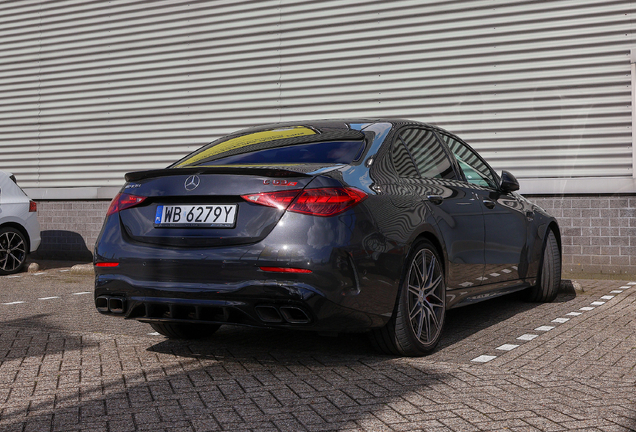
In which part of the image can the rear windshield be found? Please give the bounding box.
[178,140,365,167]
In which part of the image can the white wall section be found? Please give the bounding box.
[0,0,632,194]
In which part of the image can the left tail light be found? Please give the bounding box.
[106,193,147,216]
[28,200,37,212]
[242,187,367,217]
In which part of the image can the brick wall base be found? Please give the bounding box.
[30,195,636,274]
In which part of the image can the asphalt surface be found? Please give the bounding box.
[0,267,634,432]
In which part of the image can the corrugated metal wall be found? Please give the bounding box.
[0,0,632,190]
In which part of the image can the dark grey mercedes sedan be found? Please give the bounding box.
[94,119,561,356]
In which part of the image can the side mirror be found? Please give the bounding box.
[500,170,519,193]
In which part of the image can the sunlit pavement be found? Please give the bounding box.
[1,269,634,432]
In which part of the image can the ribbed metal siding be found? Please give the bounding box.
[0,0,632,188]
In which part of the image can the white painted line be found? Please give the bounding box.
[148,332,161,336]
[600,295,614,300]
[566,312,582,316]
[610,290,624,294]
[472,355,497,363]
[2,301,25,305]
[496,344,519,351]
[476,277,488,281]
[517,334,538,341]
[6,275,21,278]
[33,272,45,275]
[552,318,570,323]
[580,306,595,311]
[38,296,60,300]
[459,282,474,287]
[72,291,92,295]
[501,269,512,273]
[59,269,70,272]
[489,273,500,277]
[590,301,605,306]
[512,266,518,270]
[620,286,632,289]
[627,282,636,285]
[535,326,555,332]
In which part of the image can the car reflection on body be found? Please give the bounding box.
[94,119,561,356]
[0,171,41,275]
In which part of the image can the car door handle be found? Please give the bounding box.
[427,195,444,205]
[482,199,495,209]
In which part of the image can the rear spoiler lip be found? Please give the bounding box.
[125,166,323,183]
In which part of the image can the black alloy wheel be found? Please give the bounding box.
[0,227,28,275]
[370,240,446,356]
[525,229,561,302]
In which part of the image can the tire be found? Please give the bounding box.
[370,240,446,356]
[0,227,28,275]
[150,322,221,339]
[525,229,561,303]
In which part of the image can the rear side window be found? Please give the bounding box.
[393,128,456,179]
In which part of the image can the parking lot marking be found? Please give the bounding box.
[489,273,500,277]
[501,269,512,273]
[620,286,632,289]
[6,275,21,278]
[535,326,555,331]
[600,295,614,300]
[2,301,25,305]
[627,282,636,285]
[496,344,519,351]
[610,290,623,294]
[148,332,161,336]
[33,272,45,275]
[59,269,70,272]
[552,318,570,323]
[590,301,605,306]
[472,355,497,363]
[72,291,91,295]
[38,296,60,300]
[517,334,538,341]
[566,312,582,316]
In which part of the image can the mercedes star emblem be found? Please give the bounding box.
[184,175,200,191]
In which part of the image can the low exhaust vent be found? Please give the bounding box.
[96,296,109,313]
[280,306,310,324]
[95,295,126,314]
[255,305,283,323]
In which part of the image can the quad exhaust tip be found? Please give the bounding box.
[255,305,310,324]
[96,295,126,314]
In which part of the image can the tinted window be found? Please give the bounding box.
[399,128,455,179]
[392,137,420,178]
[183,140,364,166]
[442,134,498,188]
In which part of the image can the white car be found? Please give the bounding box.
[0,171,40,274]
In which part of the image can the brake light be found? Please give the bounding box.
[242,187,367,217]
[106,193,147,216]
[95,262,119,268]
[28,200,37,212]
[259,266,312,273]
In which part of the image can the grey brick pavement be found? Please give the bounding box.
[0,271,634,431]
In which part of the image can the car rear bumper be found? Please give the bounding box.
[94,273,388,332]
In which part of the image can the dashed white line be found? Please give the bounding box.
[590,301,605,306]
[501,269,512,273]
[627,282,636,285]
[38,296,60,300]
[517,334,539,341]
[32,272,45,276]
[148,332,161,336]
[496,344,519,351]
[600,295,614,300]
[535,326,555,332]
[72,291,91,295]
[2,301,25,305]
[580,306,595,311]
[620,286,632,289]
[610,290,623,294]
[552,318,570,323]
[489,273,500,277]
[59,269,70,272]
[472,355,497,363]
[6,275,21,278]
[566,312,582,316]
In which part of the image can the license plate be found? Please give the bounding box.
[154,204,237,228]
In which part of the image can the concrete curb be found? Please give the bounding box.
[70,263,94,275]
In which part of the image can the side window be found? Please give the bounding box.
[398,128,456,179]
[392,136,420,177]
[442,134,498,188]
